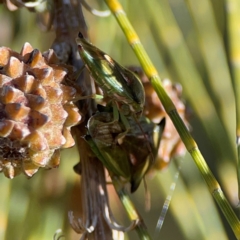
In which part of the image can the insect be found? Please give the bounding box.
[85,104,165,192]
[76,33,165,191]
[76,32,145,117]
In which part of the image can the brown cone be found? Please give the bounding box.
[0,43,82,178]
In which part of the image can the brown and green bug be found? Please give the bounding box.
[76,32,145,117]
[76,33,164,191]
[84,104,165,192]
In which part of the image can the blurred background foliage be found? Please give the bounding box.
[0,0,239,239]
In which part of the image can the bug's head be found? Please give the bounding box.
[76,32,105,60]
[76,32,85,52]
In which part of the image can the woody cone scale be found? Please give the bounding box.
[0,43,81,178]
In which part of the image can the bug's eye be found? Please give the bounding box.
[78,32,84,38]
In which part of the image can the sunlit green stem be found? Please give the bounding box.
[143,0,236,166]
[104,0,240,238]
[111,176,152,240]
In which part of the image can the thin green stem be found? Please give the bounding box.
[143,0,236,165]
[112,176,152,240]
[104,0,240,238]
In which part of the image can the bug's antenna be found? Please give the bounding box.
[132,113,155,163]
[143,177,151,211]
[153,157,183,239]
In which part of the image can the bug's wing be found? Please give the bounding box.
[87,110,132,180]
[106,57,145,108]
[85,134,131,179]
[123,117,166,193]
[100,145,131,179]
[122,134,151,193]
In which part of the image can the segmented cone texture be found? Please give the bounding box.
[0,43,81,178]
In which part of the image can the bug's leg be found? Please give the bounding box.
[74,94,104,101]
[74,64,86,80]
[96,103,120,127]
[92,103,130,143]
[100,104,131,143]
[112,103,120,122]
[63,64,87,91]
[116,110,131,142]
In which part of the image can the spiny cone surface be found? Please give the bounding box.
[128,66,190,171]
[0,43,82,178]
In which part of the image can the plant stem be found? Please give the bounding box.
[144,0,236,167]
[111,176,152,240]
[104,0,240,238]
